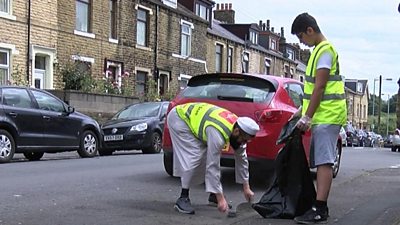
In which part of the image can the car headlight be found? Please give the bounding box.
[130,123,148,132]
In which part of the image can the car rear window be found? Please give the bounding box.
[180,75,276,103]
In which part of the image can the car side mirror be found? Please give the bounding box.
[160,113,166,120]
[67,106,75,114]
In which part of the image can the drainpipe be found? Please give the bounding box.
[154,5,159,82]
[26,0,32,83]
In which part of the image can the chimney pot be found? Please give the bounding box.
[281,27,284,37]
[259,20,262,27]
[225,3,228,10]
[267,20,270,30]
[216,3,219,10]
[271,27,274,32]
[229,3,232,10]
[262,23,266,31]
[221,3,224,10]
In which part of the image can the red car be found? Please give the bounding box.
[162,73,342,177]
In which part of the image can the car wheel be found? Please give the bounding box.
[77,130,98,158]
[332,142,342,178]
[142,132,162,154]
[392,147,396,152]
[23,152,44,161]
[0,130,15,163]
[163,151,174,176]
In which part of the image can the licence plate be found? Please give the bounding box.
[104,135,123,141]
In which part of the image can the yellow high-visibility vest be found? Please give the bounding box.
[302,40,347,125]
[176,102,237,143]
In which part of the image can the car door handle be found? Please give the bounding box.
[43,116,50,120]
[8,112,17,117]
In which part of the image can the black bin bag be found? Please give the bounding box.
[252,118,316,219]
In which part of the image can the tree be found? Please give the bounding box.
[397,78,400,128]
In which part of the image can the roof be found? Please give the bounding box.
[345,79,368,94]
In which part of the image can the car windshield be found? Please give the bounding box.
[113,102,161,119]
[181,75,275,103]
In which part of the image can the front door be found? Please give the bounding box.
[33,70,45,89]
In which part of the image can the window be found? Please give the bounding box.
[270,39,276,50]
[181,21,192,57]
[357,82,363,93]
[162,0,177,8]
[137,8,148,46]
[136,71,147,95]
[0,0,9,13]
[227,47,233,72]
[178,74,191,90]
[242,52,249,73]
[0,49,9,85]
[2,88,33,109]
[109,0,117,39]
[287,49,294,60]
[286,83,304,108]
[31,90,65,113]
[105,60,122,89]
[76,0,91,33]
[159,73,169,96]
[215,44,223,72]
[264,58,271,74]
[249,31,258,44]
[195,3,209,20]
[75,60,91,75]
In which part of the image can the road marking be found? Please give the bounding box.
[389,164,400,169]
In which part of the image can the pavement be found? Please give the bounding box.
[220,167,400,225]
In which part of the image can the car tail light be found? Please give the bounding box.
[255,109,283,123]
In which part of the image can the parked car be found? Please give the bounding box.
[391,129,400,152]
[339,127,347,146]
[356,129,368,147]
[162,73,343,178]
[344,123,358,147]
[0,86,101,163]
[99,101,169,155]
[365,131,379,148]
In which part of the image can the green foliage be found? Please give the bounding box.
[10,65,29,86]
[60,61,94,92]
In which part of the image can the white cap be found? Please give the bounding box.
[236,117,260,136]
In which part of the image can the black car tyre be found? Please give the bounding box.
[163,151,174,176]
[142,132,162,154]
[332,141,342,178]
[0,129,15,163]
[78,130,98,158]
[23,152,44,161]
[391,147,396,152]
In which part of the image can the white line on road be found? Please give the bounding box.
[389,164,400,169]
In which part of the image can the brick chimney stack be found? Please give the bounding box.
[214,2,235,24]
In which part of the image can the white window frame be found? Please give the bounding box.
[215,43,223,72]
[109,0,118,41]
[136,7,149,47]
[195,3,209,20]
[249,31,258,44]
[178,74,192,90]
[0,48,10,85]
[31,45,56,89]
[287,49,294,60]
[158,70,170,96]
[106,60,122,88]
[270,39,276,50]
[227,46,233,73]
[242,51,249,73]
[75,0,94,37]
[180,20,193,57]
[162,0,177,8]
[0,0,15,20]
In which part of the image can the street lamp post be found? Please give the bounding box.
[376,75,393,134]
[387,94,390,137]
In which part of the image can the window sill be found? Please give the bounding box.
[0,13,16,21]
[109,38,119,44]
[74,30,96,39]
[135,44,151,51]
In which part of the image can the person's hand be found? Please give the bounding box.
[242,182,254,202]
[217,196,229,213]
[288,106,302,121]
[243,187,254,202]
[296,115,312,131]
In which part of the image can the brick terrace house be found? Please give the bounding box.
[345,79,369,129]
[1,0,209,95]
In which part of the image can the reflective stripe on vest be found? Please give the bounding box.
[176,102,236,142]
[302,40,347,125]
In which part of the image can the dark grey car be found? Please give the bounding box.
[0,86,101,163]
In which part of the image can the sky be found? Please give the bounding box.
[221,0,400,98]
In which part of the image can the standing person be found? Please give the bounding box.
[291,13,347,224]
[167,102,259,215]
